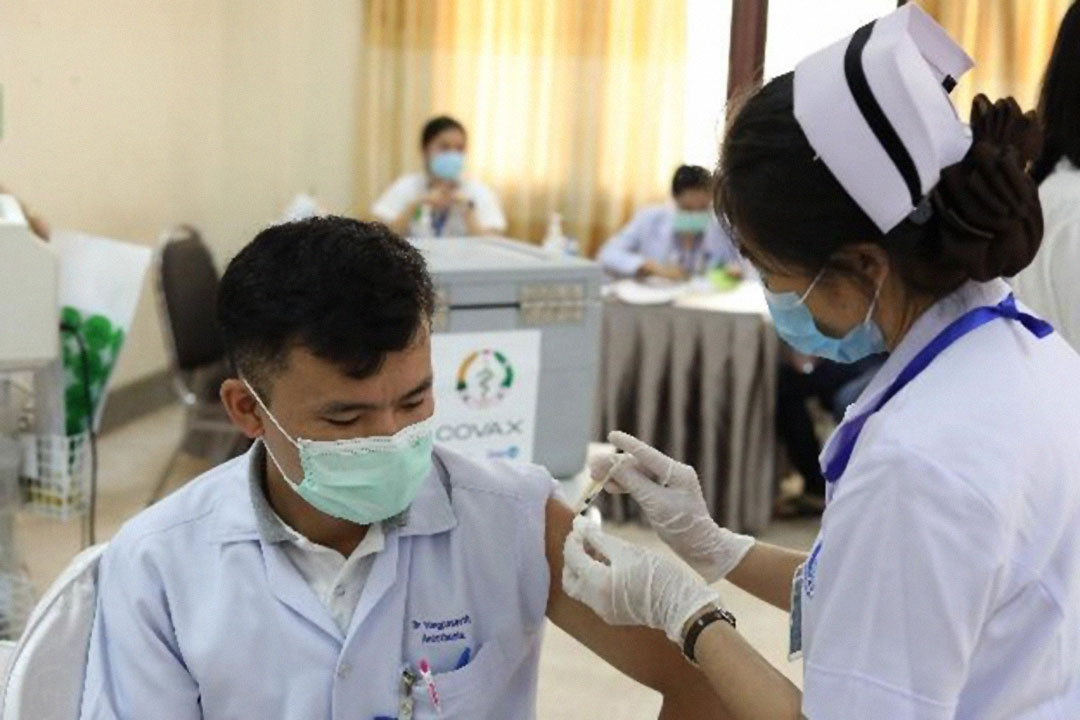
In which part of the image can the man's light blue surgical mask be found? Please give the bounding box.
[672,210,711,235]
[764,269,886,364]
[429,151,465,181]
[245,380,434,525]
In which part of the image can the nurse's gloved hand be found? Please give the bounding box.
[563,516,723,644]
[593,432,755,584]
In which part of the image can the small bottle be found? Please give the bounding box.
[416,204,435,238]
[542,212,566,254]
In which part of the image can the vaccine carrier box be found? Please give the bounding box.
[413,237,602,479]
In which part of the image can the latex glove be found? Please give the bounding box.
[593,431,754,584]
[563,516,723,644]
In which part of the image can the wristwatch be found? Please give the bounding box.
[682,604,737,664]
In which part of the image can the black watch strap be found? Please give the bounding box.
[682,606,737,664]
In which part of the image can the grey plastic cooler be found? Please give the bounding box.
[412,237,602,478]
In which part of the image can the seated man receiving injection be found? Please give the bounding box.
[80,217,725,719]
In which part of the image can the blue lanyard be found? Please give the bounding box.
[431,208,450,237]
[821,293,1053,495]
[673,234,705,274]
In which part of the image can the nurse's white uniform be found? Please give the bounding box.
[790,6,1080,718]
[801,279,1080,719]
[372,173,506,238]
[80,443,554,719]
[1012,158,1080,352]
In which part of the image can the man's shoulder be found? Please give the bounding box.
[460,177,497,199]
[107,452,251,559]
[390,172,426,191]
[375,173,426,209]
[632,204,669,224]
[435,445,556,506]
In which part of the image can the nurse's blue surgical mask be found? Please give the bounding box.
[429,151,465,181]
[244,380,434,525]
[672,210,711,235]
[764,268,886,364]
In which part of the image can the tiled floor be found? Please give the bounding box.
[12,406,818,718]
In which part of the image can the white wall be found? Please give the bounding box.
[0,1,363,386]
[681,0,898,171]
[764,0,898,81]
[683,0,733,169]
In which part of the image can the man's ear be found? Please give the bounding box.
[220,378,265,440]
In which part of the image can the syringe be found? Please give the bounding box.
[574,454,628,516]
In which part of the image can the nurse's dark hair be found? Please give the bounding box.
[217,217,435,399]
[1032,0,1080,183]
[671,165,712,197]
[716,72,1044,297]
[421,115,467,149]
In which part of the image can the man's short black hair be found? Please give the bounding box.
[217,217,435,397]
[671,164,712,197]
[421,115,467,149]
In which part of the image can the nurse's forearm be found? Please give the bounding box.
[725,543,807,612]
[388,204,417,235]
[693,620,802,720]
[545,498,731,717]
[462,205,486,236]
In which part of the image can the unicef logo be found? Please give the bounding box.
[456,349,514,409]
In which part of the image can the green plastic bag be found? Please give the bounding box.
[38,232,151,436]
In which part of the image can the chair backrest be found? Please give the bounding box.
[0,544,106,720]
[156,225,225,373]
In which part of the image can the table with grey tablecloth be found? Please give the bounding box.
[596,284,779,533]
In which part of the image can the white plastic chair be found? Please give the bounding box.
[0,544,106,720]
[0,641,14,687]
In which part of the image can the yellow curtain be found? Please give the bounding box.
[919,0,1072,113]
[355,0,687,255]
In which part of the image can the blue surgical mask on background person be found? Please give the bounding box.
[429,151,466,181]
[764,269,886,364]
[672,210,711,235]
[244,380,435,524]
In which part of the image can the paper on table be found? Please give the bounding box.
[674,280,770,318]
[610,279,689,306]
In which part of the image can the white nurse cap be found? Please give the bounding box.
[793,4,974,233]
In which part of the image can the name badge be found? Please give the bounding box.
[789,563,804,662]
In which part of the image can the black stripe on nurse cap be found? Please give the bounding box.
[843,21,923,209]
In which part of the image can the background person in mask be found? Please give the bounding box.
[81,217,725,719]
[598,165,740,280]
[373,115,507,238]
[561,6,1080,719]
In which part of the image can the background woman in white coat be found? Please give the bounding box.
[372,115,507,238]
[1013,1,1080,350]
[562,6,1080,719]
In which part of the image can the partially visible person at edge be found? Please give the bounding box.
[1013,0,1080,350]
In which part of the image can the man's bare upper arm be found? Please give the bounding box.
[542,496,729,717]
